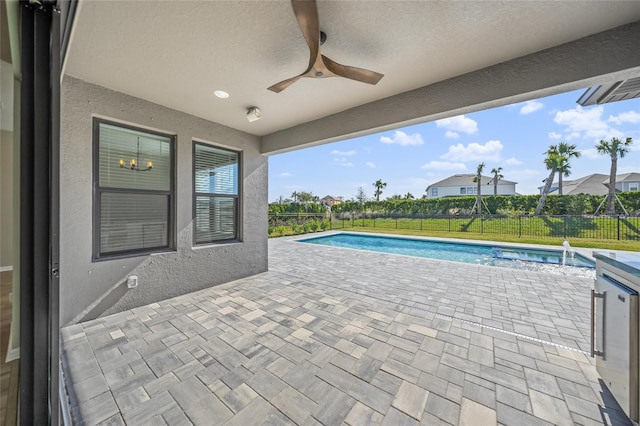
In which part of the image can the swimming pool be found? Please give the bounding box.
[299,233,595,277]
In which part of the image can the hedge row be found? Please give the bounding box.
[269,192,640,216]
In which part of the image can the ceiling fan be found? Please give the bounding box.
[268,0,384,93]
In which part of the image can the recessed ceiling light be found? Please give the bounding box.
[214,90,230,99]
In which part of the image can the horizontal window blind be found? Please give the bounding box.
[100,192,168,253]
[194,196,236,244]
[194,145,238,195]
[194,143,239,244]
[99,123,171,191]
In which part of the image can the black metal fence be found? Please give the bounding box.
[268,212,640,241]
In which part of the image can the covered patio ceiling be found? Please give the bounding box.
[64,1,640,154]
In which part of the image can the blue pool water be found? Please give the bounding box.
[299,233,595,276]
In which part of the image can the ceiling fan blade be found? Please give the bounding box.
[291,0,321,70]
[322,55,384,85]
[268,74,303,93]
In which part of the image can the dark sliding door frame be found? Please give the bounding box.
[19,0,61,424]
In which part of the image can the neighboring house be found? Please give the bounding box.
[607,173,640,192]
[6,1,639,421]
[426,174,517,199]
[538,173,609,195]
[538,173,639,195]
[320,195,342,207]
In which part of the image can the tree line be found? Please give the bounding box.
[271,137,635,216]
[270,192,640,216]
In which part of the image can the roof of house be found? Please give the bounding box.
[427,174,517,189]
[542,173,609,195]
[577,77,640,106]
[608,172,640,183]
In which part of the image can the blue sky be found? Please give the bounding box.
[268,89,640,202]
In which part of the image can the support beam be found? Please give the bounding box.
[261,21,640,155]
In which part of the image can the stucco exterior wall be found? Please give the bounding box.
[60,76,268,326]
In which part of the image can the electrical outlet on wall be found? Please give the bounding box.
[127,276,138,289]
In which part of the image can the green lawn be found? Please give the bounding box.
[269,216,640,251]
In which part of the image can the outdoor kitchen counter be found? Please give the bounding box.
[593,250,640,425]
[594,251,640,283]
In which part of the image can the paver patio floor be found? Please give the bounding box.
[61,234,632,425]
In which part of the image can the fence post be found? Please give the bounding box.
[352,212,354,228]
[396,215,398,229]
[330,213,332,230]
[617,216,620,240]
[481,216,484,234]
[448,216,451,233]
[420,216,423,231]
[563,216,567,239]
[518,216,522,238]
[373,213,376,228]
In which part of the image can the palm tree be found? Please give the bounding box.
[596,137,633,214]
[404,192,414,200]
[556,142,581,195]
[472,162,485,215]
[291,191,299,203]
[535,145,561,215]
[489,167,503,196]
[373,179,387,201]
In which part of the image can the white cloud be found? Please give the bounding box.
[380,130,424,146]
[554,106,607,137]
[445,131,459,139]
[421,161,467,171]
[566,131,581,141]
[435,115,478,135]
[330,149,356,156]
[279,172,292,177]
[552,105,624,141]
[580,148,601,160]
[548,132,562,140]
[333,157,354,167]
[608,111,640,125]
[366,162,376,168]
[520,100,543,115]
[504,157,523,166]
[440,140,503,162]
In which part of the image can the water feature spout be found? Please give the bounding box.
[562,240,575,266]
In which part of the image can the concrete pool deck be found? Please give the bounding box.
[61,234,632,425]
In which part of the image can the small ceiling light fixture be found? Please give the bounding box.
[214,90,230,99]
[246,107,261,122]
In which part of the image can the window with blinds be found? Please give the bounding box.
[93,119,175,259]
[193,142,240,244]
